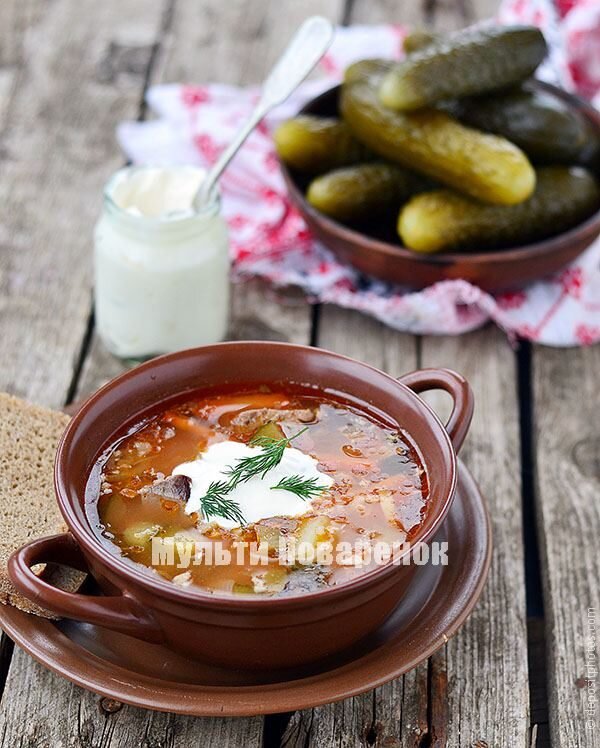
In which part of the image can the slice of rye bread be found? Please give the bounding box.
[0,392,85,618]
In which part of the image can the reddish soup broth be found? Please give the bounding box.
[91,386,430,596]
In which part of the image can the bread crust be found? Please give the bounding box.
[0,393,84,618]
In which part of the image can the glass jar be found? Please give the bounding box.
[94,166,230,360]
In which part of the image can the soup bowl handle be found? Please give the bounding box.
[8,533,165,643]
[397,368,474,453]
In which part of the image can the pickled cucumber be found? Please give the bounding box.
[341,68,535,205]
[253,421,285,442]
[344,58,392,85]
[403,30,438,54]
[274,115,368,174]
[579,132,600,171]
[306,162,429,222]
[398,167,600,253]
[380,25,547,111]
[456,84,599,164]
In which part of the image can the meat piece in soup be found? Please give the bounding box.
[90,387,430,596]
[140,474,191,503]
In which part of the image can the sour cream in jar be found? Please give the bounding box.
[94,165,230,359]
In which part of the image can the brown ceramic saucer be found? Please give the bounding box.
[0,460,490,717]
[281,81,600,292]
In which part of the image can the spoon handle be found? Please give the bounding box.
[195,16,334,208]
[258,15,335,110]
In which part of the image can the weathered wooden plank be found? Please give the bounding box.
[349,0,499,30]
[282,307,425,748]
[347,0,429,27]
[0,71,15,129]
[283,668,428,748]
[0,0,45,69]
[532,344,600,748]
[0,0,162,409]
[0,655,264,748]
[0,0,46,702]
[317,306,418,378]
[420,328,529,747]
[427,0,499,30]
[283,669,428,748]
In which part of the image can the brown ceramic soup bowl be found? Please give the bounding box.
[9,342,473,670]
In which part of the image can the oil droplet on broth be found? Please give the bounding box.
[342,444,364,458]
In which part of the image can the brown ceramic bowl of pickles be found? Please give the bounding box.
[276,25,600,292]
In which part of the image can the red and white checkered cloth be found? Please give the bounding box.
[118,0,600,346]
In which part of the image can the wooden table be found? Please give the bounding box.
[0,0,598,745]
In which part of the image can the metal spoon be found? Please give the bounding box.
[193,15,334,210]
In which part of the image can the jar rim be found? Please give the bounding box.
[102,165,220,233]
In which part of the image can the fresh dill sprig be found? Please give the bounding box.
[270,474,328,500]
[197,480,246,524]
[194,427,310,525]
[226,427,309,487]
